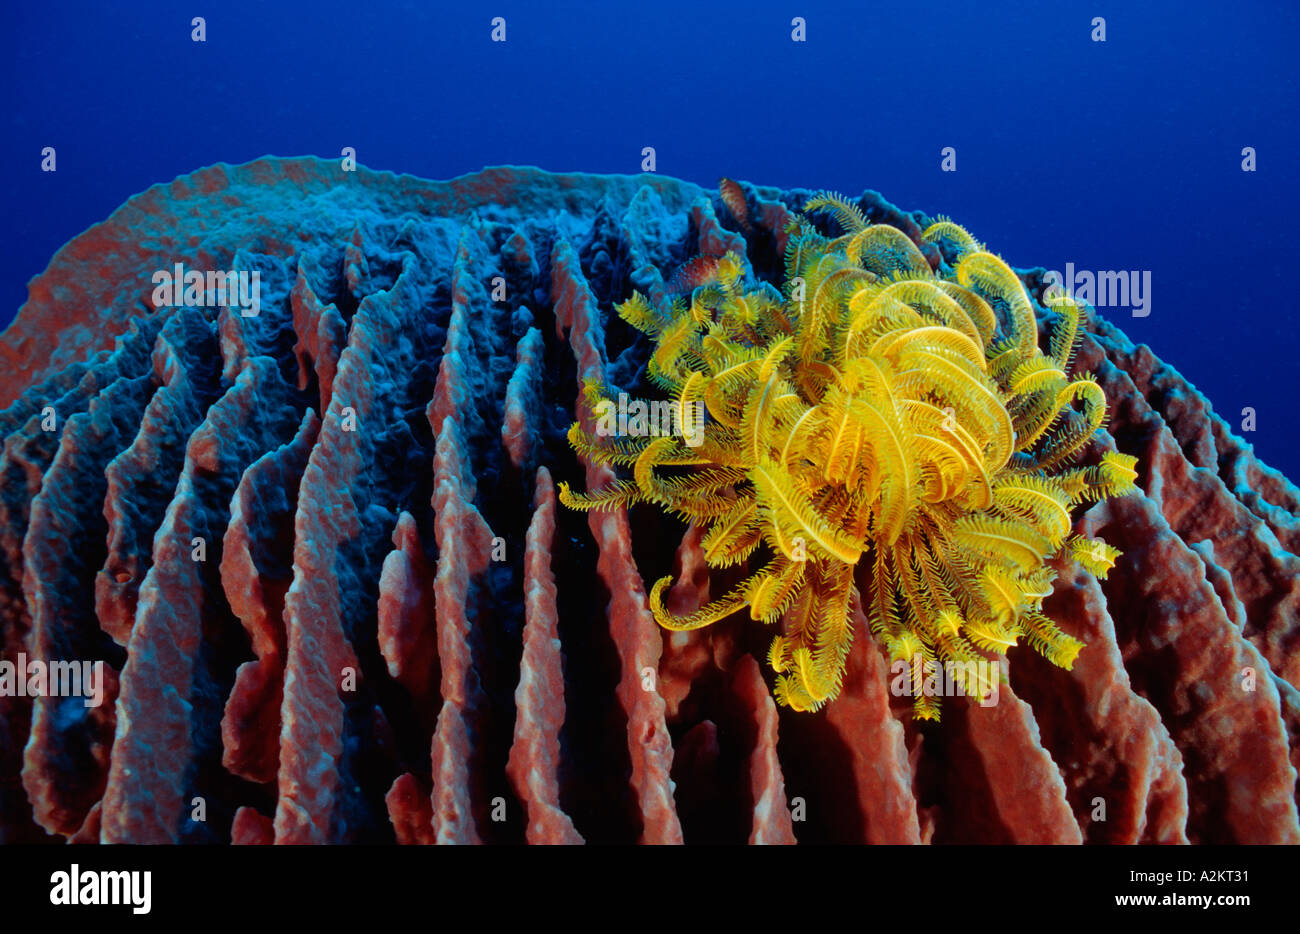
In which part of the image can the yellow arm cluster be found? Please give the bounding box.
[559,185,1138,719]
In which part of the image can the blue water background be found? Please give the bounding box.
[2,0,1297,478]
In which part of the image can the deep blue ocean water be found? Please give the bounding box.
[2,0,1297,478]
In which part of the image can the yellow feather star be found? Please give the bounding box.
[558,185,1139,719]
